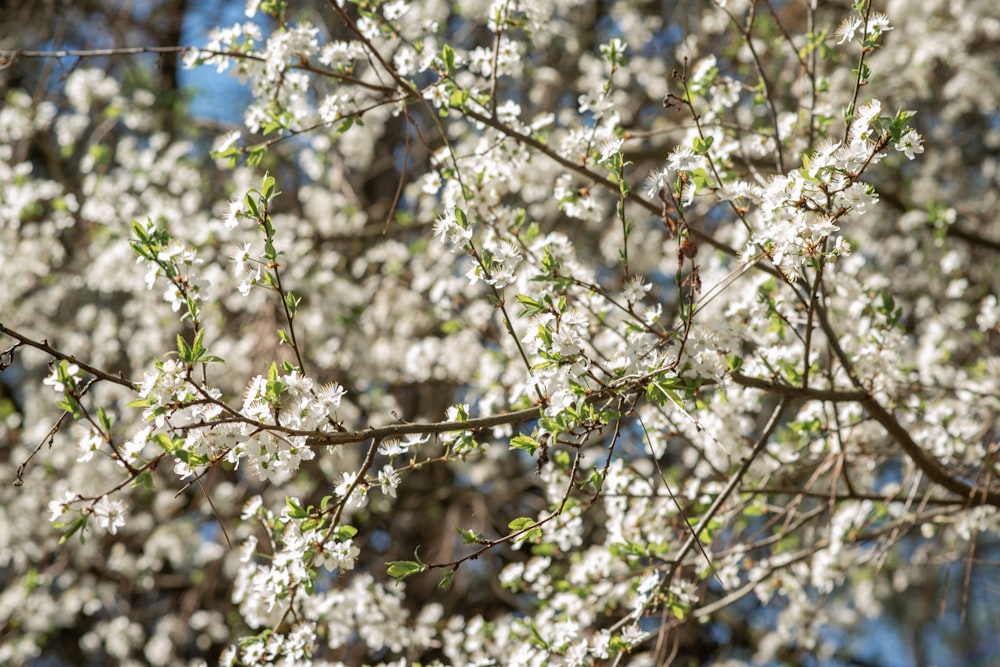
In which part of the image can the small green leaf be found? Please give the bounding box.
[509,434,539,453]
[693,135,714,154]
[247,147,266,168]
[176,334,192,362]
[57,396,82,419]
[284,291,300,315]
[285,497,308,519]
[515,294,545,316]
[152,433,180,453]
[440,319,463,334]
[457,527,481,544]
[442,43,455,72]
[131,469,155,490]
[261,174,276,200]
[97,406,113,432]
[386,560,426,582]
[508,517,535,531]
[263,237,277,261]
[131,220,148,243]
[336,525,358,540]
[553,450,571,469]
[58,516,88,545]
[189,329,206,361]
[244,192,260,219]
[448,88,468,110]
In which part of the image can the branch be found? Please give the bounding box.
[731,372,866,402]
[462,105,785,280]
[0,322,136,390]
[732,369,1000,508]
[668,397,790,580]
[860,394,1000,507]
[609,397,791,654]
[0,45,193,61]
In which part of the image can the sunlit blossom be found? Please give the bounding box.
[92,495,128,535]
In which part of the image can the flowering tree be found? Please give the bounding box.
[2,0,999,664]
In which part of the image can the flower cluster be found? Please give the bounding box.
[4,1,1000,666]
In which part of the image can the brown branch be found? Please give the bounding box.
[0,45,193,60]
[0,322,136,390]
[731,372,866,402]
[734,366,1000,507]
[607,397,791,645]
[666,398,790,583]
[425,448,584,573]
[462,106,756,265]
[860,394,1000,507]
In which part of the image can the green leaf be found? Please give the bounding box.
[176,334,192,362]
[529,623,550,649]
[858,62,871,85]
[97,406,113,432]
[584,469,603,491]
[693,135,714,154]
[131,220,149,243]
[260,173,276,200]
[553,450,571,469]
[386,560,426,582]
[57,395,82,419]
[689,167,711,190]
[261,117,284,136]
[531,541,556,557]
[131,469,155,490]
[244,192,260,219]
[515,294,545,316]
[153,433,178,453]
[263,237,277,261]
[646,375,687,406]
[188,329,207,362]
[285,497,308,519]
[58,516,88,545]
[509,434,539,453]
[284,291,300,315]
[248,147,267,168]
[457,527,481,544]
[442,43,455,72]
[609,540,649,558]
[508,517,535,532]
